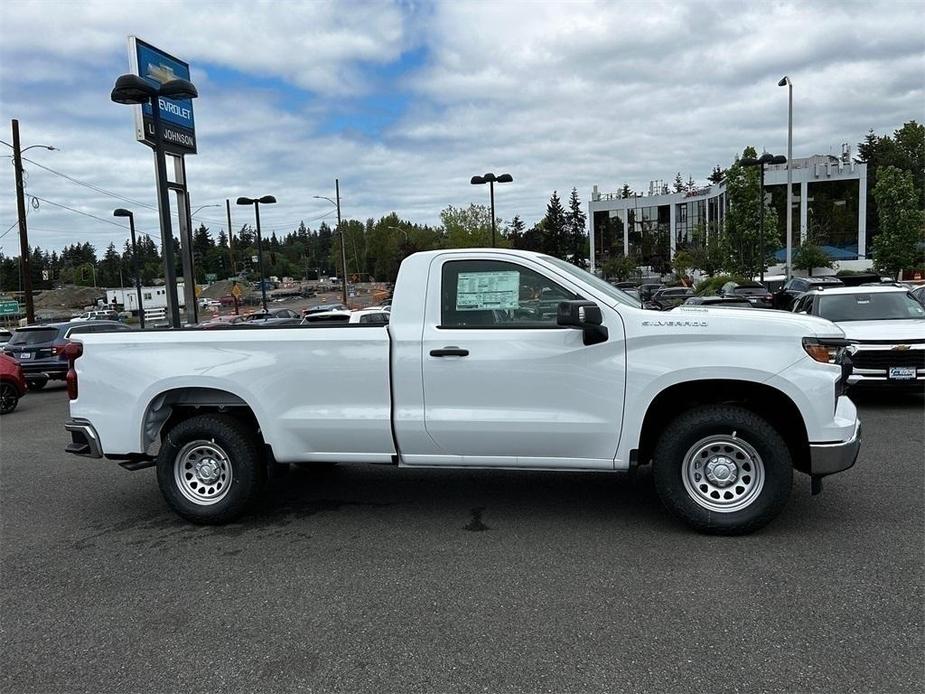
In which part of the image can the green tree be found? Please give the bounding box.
[722,147,778,278]
[792,236,833,277]
[565,188,587,268]
[871,166,924,277]
[540,191,568,258]
[508,215,526,249]
[619,184,633,199]
[708,165,725,184]
[672,172,684,193]
[602,254,639,281]
[440,204,505,248]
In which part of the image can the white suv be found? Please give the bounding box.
[792,286,925,387]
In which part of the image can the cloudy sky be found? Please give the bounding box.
[1,0,922,257]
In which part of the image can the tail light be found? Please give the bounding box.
[64,341,83,401]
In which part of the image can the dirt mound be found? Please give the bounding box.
[200,279,253,299]
[34,286,105,310]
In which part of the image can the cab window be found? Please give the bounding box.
[440,259,577,328]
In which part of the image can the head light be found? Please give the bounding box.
[802,337,850,364]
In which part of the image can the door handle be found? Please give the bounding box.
[430,347,469,357]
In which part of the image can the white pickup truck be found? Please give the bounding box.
[64,249,861,534]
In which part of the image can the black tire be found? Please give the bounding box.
[652,405,792,535]
[156,414,266,524]
[27,377,47,390]
[0,382,19,415]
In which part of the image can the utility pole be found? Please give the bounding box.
[336,178,347,305]
[226,198,235,276]
[11,119,34,324]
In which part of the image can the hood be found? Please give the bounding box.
[837,319,925,342]
[668,306,844,338]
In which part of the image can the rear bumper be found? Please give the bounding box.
[808,420,861,476]
[64,418,103,458]
[19,361,67,379]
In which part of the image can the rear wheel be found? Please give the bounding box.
[156,414,265,524]
[652,405,792,535]
[0,383,19,414]
[26,376,47,390]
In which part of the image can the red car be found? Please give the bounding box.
[0,352,27,415]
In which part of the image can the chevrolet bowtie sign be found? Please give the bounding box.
[128,36,197,155]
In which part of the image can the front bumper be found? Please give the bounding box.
[808,420,861,476]
[64,418,103,458]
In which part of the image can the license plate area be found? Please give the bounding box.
[18,352,32,360]
[888,366,916,380]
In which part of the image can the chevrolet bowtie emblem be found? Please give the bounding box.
[891,344,912,351]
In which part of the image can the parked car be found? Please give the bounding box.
[0,352,27,414]
[70,309,119,322]
[681,296,754,309]
[242,308,301,323]
[647,287,694,310]
[791,286,925,388]
[720,281,774,309]
[302,303,348,317]
[2,321,130,389]
[65,248,860,535]
[773,276,844,311]
[0,328,12,346]
[638,283,665,302]
[301,309,390,325]
[199,315,250,329]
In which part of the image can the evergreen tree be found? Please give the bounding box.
[673,172,684,193]
[708,165,725,184]
[566,188,587,268]
[509,215,526,249]
[722,147,778,278]
[540,191,568,259]
[619,184,634,199]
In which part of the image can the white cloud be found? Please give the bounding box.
[1,0,922,259]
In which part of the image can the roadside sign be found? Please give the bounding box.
[231,284,242,299]
[251,255,259,264]
[128,36,197,154]
[194,286,201,298]
[205,273,217,284]
[0,300,22,316]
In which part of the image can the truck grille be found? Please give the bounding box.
[852,349,925,370]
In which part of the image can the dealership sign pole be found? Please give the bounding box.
[127,36,198,326]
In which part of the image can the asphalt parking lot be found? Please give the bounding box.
[1,385,922,694]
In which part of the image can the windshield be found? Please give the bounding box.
[8,328,58,345]
[818,292,925,322]
[542,256,640,308]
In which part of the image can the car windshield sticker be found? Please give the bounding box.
[456,271,520,311]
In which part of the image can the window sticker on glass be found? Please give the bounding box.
[456,271,520,310]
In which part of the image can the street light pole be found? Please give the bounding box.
[336,179,347,306]
[470,172,513,247]
[741,153,787,283]
[313,183,349,305]
[779,76,794,279]
[226,199,235,276]
[11,119,34,324]
[114,209,146,329]
[236,195,276,314]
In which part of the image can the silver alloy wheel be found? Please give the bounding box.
[173,440,233,506]
[681,434,765,513]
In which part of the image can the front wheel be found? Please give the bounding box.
[0,383,20,414]
[652,405,792,535]
[156,414,265,524]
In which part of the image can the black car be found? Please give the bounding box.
[2,321,131,388]
[911,285,925,306]
[773,276,844,310]
[681,296,754,309]
[638,283,665,302]
[647,287,694,310]
[720,280,774,308]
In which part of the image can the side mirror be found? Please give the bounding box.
[557,300,608,345]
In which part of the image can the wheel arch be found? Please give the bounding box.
[635,379,810,473]
[141,387,264,457]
